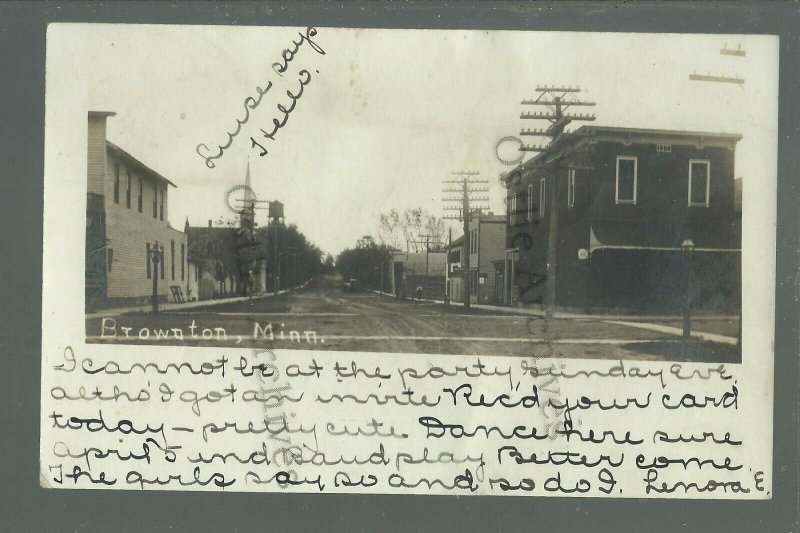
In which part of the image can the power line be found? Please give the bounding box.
[442,171,488,311]
[518,86,595,317]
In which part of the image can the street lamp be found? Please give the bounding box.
[681,238,695,351]
[150,241,162,314]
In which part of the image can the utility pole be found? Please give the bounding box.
[408,233,441,276]
[267,200,284,294]
[150,242,162,313]
[443,171,489,311]
[688,43,746,86]
[380,252,384,294]
[445,227,452,306]
[232,161,271,296]
[520,86,595,318]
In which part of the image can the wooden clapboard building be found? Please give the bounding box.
[446,213,506,305]
[86,111,189,310]
[501,126,742,312]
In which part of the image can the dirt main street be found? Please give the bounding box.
[86,276,740,362]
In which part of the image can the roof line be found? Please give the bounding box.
[574,124,743,141]
[502,124,742,182]
[106,141,177,188]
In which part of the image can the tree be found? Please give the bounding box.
[255,223,324,290]
[376,208,446,252]
[187,227,239,294]
[336,234,392,291]
[322,254,335,273]
[356,235,377,249]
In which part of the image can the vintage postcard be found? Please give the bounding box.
[41,24,777,497]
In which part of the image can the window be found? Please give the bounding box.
[539,178,546,217]
[656,144,672,153]
[508,194,517,225]
[470,269,479,293]
[137,178,143,212]
[527,184,534,221]
[170,241,175,280]
[615,156,638,204]
[153,186,158,218]
[688,159,711,207]
[113,164,120,203]
[107,248,113,272]
[146,243,151,279]
[567,169,576,208]
[160,189,164,221]
[181,243,185,281]
[160,245,165,280]
[125,170,132,208]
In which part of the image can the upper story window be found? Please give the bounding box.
[688,159,711,207]
[113,164,120,204]
[656,144,672,153]
[539,178,546,218]
[160,189,165,221]
[125,170,132,208]
[508,194,517,226]
[527,184,534,221]
[137,178,143,212]
[615,156,638,204]
[181,243,185,281]
[567,169,576,208]
[152,185,158,218]
[170,240,176,280]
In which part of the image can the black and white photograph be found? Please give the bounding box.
[38,21,779,500]
[80,26,759,363]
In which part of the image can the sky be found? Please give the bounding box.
[84,25,778,256]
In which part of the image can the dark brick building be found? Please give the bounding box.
[502,126,742,313]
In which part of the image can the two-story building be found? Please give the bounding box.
[86,111,189,310]
[502,126,742,313]
[446,213,506,305]
[446,234,464,303]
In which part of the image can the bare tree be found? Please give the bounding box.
[376,208,446,252]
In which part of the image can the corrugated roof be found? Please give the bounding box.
[106,141,177,188]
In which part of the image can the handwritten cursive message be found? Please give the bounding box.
[195,26,325,168]
[41,344,769,497]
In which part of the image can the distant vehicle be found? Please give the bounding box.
[343,278,358,292]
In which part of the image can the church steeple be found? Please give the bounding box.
[239,159,256,233]
[243,158,255,206]
[245,159,251,187]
